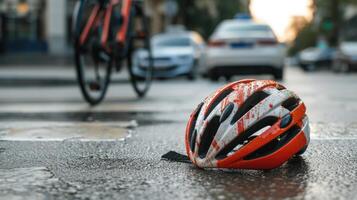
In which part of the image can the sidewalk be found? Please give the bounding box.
[0,66,76,86]
[0,53,73,67]
[0,65,130,87]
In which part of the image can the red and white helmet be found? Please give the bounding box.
[185,79,310,170]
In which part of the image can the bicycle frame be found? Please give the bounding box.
[78,0,132,52]
[74,0,153,104]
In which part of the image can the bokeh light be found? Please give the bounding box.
[250,0,314,42]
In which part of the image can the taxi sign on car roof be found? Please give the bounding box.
[234,13,252,20]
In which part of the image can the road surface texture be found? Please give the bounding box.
[0,66,356,200]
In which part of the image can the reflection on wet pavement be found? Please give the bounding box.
[0,122,132,141]
[0,111,176,126]
[188,157,308,199]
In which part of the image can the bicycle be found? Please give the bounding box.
[73,0,153,105]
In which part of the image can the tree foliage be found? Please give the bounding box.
[289,0,357,54]
[175,0,243,39]
[288,22,318,55]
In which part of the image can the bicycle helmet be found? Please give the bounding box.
[185,79,310,170]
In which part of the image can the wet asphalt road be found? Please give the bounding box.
[0,66,357,200]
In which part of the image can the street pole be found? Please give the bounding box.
[163,0,178,31]
[241,0,251,14]
[331,0,340,46]
[45,0,66,55]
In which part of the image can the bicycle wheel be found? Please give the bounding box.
[73,1,112,105]
[126,5,153,98]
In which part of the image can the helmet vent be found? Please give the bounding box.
[198,116,220,158]
[216,116,278,160]
[277,84,285,90]
[188,102,204,152]
[204,88,233,120]
[282,97,300,111]
[219,102,234,123]
[230,91,269,125]
[243,125,301,160]
[190,130,197,152]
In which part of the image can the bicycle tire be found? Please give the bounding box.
[73,1,113,105]
[75,46,112,105]
[127,6,153,98]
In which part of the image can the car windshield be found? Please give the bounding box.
[153,36,191,47]
[217,23,275,38]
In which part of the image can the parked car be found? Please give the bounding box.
[132,31,205,80]
[297,47,335,71]
[205,19,286,81]
[332,41,357,72]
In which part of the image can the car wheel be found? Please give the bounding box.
[333,61,349,73]
[187,60,199,81]
[224,75,232,81]
[332,61,341,73]
[207,69,219,81]
[339,62,350,73]
[300,64,308,71]
[209,73,219,81]
[306,64,316,71]
[201,72,208,78]
[187,73,197,81]
[301,63,315,72]
[273,68,284,81]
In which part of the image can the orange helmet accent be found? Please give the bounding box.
[185,79,310,170]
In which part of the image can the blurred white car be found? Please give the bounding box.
[298,47,335,71]
[133,31,205,80]
[205,20,286,80]
[333,41,357,72]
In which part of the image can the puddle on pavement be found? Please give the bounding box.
[0,111,175,126]
[0,122,132,141]
[0,111,179,141]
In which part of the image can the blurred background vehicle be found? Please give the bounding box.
[132,30,205,80]
[288,0,357,74]
[297,47,336,71]
[0,0,356,75]
[332,41,357,73]
[205,19,286,81]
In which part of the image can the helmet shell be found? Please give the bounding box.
[185,79,309,170]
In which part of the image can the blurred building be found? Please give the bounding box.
[0,0,168,55]
[0,0,72,55]
[343,5,357,40]
[0,0,247,56]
